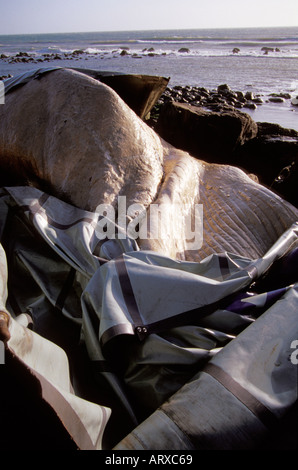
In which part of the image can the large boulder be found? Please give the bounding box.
[233,122,298,207]
[71,68,169,119]
[155,101,258,163]
[3,67,170,121]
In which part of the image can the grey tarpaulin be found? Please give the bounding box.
[3,67,65,97]
[115,281,298,450]
[0,244,111,450]
[0,185,298,449]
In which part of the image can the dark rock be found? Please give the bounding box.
[235,91,246,102]
[233,123,298,207]
[217,84,231,93]
[120,49,129,56]
[178,48,190,53]
[233,48,240,54]
[269,92,291,99]
[16,52,30,57]
[245,91,254,100]
[252,97,264,104]
[269,96,285,103]
[198,87,209,94]
[280,93,291,99]
[243,102,257,109]
[155,101,258,163]
[0,54,8,59]
[257,122,298,138]
[261,47,275,53]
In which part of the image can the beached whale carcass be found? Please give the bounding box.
[0,68,297,261]
[0,68,164,213]
[0,68,298,450]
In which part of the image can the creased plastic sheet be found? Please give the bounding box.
[115,282,298,450]
[6,312,111,450]
[0,185,298,449]
[0,244,110,450]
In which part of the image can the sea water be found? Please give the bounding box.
[0,27,297,129]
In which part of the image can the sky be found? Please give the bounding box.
[0,0,297,35]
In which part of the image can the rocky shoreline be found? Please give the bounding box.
[0,43,284,68]
[149,82,295,120]
[0,49,88,66]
